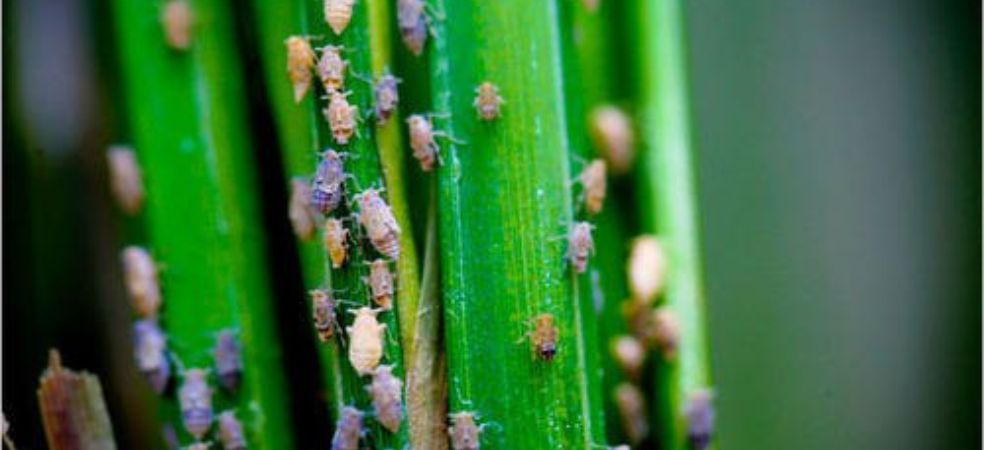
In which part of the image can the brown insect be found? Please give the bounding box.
[567,222,595,274]
[366,259,395,310]
[106,146,145,215]
[331,406,364,450]
[323,218,350,268]
[121,246,162,318]
[405,114,447,171]
[324,0,356,35]
[162,0,193,50]
[217,410,247,450]
[285,36,317,103]
[324,91,359,145]
[213,330,242,392]
[473,82,504,121]
[397,0,428,56]
[529,313,559,361]
[316,45,347,93]
[355,188,401,261]
[372,74,401,124]
[310,149,347,214]
[179,368,213,440]
[589,106,635,175]
[289,178,318,240]
[577,159,607,215]
[368,365,403,433]
[611,335,645,380]
[684,389,715,450]
[346,307,386,376]
[651,307,680,360]
[627,236,667,305]
[310,289,338,342]
[448,412,482,450]
[133,319,170,394]
[614,382,649,444]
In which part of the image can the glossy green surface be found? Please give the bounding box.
[427,0,607,447]
[111,0,295,446]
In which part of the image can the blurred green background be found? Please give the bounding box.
[3,0,980,449]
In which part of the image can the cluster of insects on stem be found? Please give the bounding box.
[107,144,251,448]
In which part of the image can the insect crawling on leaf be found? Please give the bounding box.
[651,307,680,360]
[368,365,404,433]
[217,410,246,450]
[589,105,636,175]
[324,91,359,145]
[212,330,242,392]
[346,307,386,376]
[289,178,318,240]
[331,406,364,450]
[310,289,339,342]
[285,36,317,103]
[372,74,401,124]
[448,411,483,450]
[614,382,649,444]
[611,335,646,380]
[178,368,213,440]
[324,0,356,35]
[397,0,428,56]
[161,0,193,50]
[106,145,145,215]
[529,313,559,361]
[316,45,347,93]
[627,235,667,305]
[323,218,350,268]
[354,188,401,261]
[473,82,504,121]
[121,246,162,318]
[366,259,395,310]
[576,159,607,215]
[133,318,170,394]
[310,149,348,215]
[685,389,715,450]
[567,221,596,274]
[406,114,461,172]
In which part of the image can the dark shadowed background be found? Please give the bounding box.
[3,0,980,448]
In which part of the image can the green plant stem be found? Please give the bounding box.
[249,0,347,426]
[631,0,714,449]
[558,0,636,444]
[111,0,295,446]
[426,0,606,447]
[251,0,422,445]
